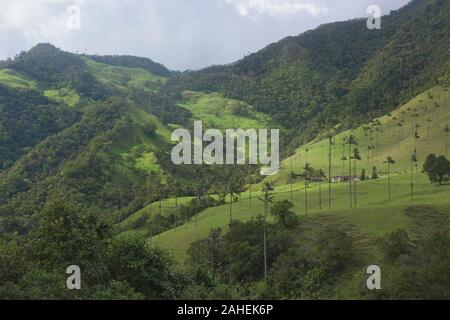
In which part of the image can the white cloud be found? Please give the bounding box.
[224,0,328,17]
[0,0,78,40]
[0,0,412,69]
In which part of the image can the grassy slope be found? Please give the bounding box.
[179,91,272,130]
[44,88,80,107]
[146,85,450,265]
[118,91,276,231]
[0,69,37,90]
[83,57,167,92]
[80,57,173,178]
[273,85,450,184]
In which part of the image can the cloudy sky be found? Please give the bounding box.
[0,0,411,70]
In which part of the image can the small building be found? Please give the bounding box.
[332,176,360,183]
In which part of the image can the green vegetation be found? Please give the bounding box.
[0,0,449,300]
[44,88,80,107]
[179,91,272,130]
[83,57,167,92]
[0,69,37,90]
[167,0,450,147]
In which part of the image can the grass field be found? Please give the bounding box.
[149,173,449,263]
[44,88,80,107]
[118,85,450,264]
[179,91,273,130]
[83,57,167,92]
[0,68,37,90]
[274,86,450,185]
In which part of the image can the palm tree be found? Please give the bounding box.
[444,124,449,158]
[414,124,420,152]
[341,155,347,177]
[302,163,314,252]
[327,132,335,209]
[289,170,296,203]
[290,152,294,202]
[259,181,274,284]
[344,135,358,208]
[410,152,417,200]
[352,148,362,207]
[384,156,396,202]
[303,163,314,217]
[246,174,253,208]
[318,169,326,210]
[396,122,403,143]
[227,180,241,226]
[434,102,441,120]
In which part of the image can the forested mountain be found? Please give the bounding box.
[0,0,449,233]
[166,0,450,146]
[0,0,449,300]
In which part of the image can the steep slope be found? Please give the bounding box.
[0,45,269,235]
[149,84,450,263]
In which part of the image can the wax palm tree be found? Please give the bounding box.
[410,152,417,200]
[396,122,403,143]
[290,152,294,202]
[434,102,441,120]
[168,177,180,208]
[384,156,396,202]
[302,163,314,216]
[366,145,372,167]
[352,148,362,208]
[301,163,314,252]
[246,174,253,208]
[444,124,449,158]
[289,170,297,203]
[318,169,327,210]
[259,181,274,284]
[327,132,335,209]
[341,155,347,177]
[414,124,420,152]
[227,179,242,226]
[344,135,358,208]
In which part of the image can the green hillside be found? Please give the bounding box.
[0,0,449,300]
[167,0,450,147]
[0,69,37,90]
[83,57,167,92]
[130,85,450,264]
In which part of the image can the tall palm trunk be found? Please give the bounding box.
[249,182,252,207]
[410,160,414,200]
[353,157,357,208]
[328,137,332,209]
[348,144,352,208]
[263,201,268,284]
[229,192,233,226]
[416,164,419,186]
[388,162,391,202]
[304,178,309,251]
[290,157,293,202]
[319,181,322,210]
